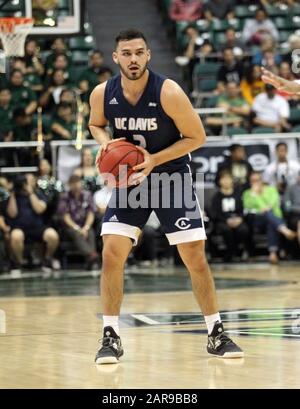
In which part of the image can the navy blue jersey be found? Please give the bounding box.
[103,69,189,173]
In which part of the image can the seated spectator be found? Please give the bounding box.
[73,148,103,193]
[98,67,113,84]
[5,173,59,274]
[263,142,300,194]
[242,7,279,46]
[240,65,265,105]
[211,171,250,262]
[243,171,296,264]
[203,0,235,22]
[217,48,244,93]
[58,174,99,270]
[45,38,72,72]
[39,69,69,112]
[78,50,108,95]
[206,81,250,130]
[9,69,37,115]
[0,88,14,141]
[51,102,77,140]
[37,158,64,222]
[252,36,281,68]
[46,54,75,85]
[23,39,45,77]
[276,62,298,103]
[169,0,202,21]
[283,173,300,247]
[252,84,291,132]
[0,180,10,273]
[11,57,43,93]
[217,28,244,55]
[216,144,253,191]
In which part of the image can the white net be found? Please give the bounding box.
[0,18,33,57]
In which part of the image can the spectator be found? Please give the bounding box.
[263,142,300,194]
[39,69,69,112]
[252,37,281,68]
[46,54,75,84]
[217,28,244,55]
[0,179,10,273]
[0,88,14,141]
[23,39,44,77]
[58,174,99,270]
[203,0,235,22]
[11,57,43,93]
[51,102,77,140]
[45,38,72,71]
[97,67,114,84]
[242,8,279,45]
[9,69,37,115]
[276,62,298,103]
[74,147,103,193]
[252,84,291,132]
[283,173,300,246]
[37,158,64,222]
[217,48,244,93]
[169,0,202,22]
[5,173,60,274]
[240,65,265,105]
[216,144,253,190]
[181,25,215,91]
[206,81,250,130]
[211,171,250,261]
[78,50,108,95]
[243,171,296,263]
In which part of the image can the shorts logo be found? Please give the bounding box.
[109,215,119,222]
[174,217,191,230]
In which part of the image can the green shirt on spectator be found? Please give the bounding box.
[51,116,78,140]
[78,67,100,90]
[9,85,37,109]
[242,185,282,218]
[0,104,14,134]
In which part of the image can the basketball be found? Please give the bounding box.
[96,140,144,187]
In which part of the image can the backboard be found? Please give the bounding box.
[24,0,83,35]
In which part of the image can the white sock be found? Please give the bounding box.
[103,315,119,336]
[204,312,221,335]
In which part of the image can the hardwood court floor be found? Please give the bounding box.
[0,263,300,389]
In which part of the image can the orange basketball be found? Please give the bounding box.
[96,140,144,187]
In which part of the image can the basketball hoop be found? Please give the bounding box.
[0,17,34,57]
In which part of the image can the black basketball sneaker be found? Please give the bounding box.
[95,326,124,364]
[207,322,244,358]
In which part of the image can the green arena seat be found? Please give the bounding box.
[69,36,96,51]
[204,95,219,108]
[292,124,300,132]
[235,5,257,19]
[198,78,217,92]
[72,50,90,65]
[194,62,221,78]
[227,127,248,136]
[252,127,276,134]
[289,108,300,125]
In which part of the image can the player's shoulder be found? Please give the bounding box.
[90,81,108,97]
[161,78,185,97]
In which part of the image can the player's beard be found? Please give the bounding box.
[119,62,148,81]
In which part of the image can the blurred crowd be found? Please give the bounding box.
[167,0,300,134]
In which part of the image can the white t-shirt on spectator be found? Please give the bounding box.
[252,92,290,124]
[263,161,300,186]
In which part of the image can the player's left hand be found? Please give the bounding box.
[130,146,156,185]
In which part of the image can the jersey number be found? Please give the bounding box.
[133,134,146,148]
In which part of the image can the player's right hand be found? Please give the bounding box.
[95,137,126,167]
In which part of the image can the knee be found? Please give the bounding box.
[178,240,207,266]
[102,243,128,270]
[10,229,24,243]
[43,228,59,243]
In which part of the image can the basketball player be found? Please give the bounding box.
[89,29,243,364]
[261,66,300,94]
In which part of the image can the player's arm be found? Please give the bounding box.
[88,83,111,146]
[150,79,206,166]
[261,67,300,94]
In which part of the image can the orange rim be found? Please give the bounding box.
[0,17,34,33]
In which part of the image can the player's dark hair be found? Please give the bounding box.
[276,142,288,150]
[115,29,148,47]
